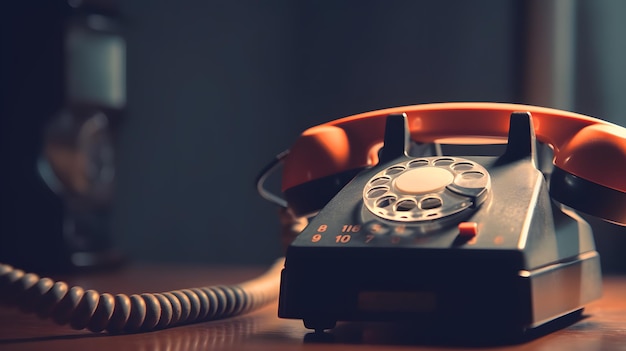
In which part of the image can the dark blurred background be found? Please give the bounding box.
[2,0,626,272]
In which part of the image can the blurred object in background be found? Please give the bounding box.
[38,107,120,271]
[0,0,124,272]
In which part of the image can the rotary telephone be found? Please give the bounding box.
[1,103,625,340]
[273,102,626,339]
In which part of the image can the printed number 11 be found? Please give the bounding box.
[342,225,360,232]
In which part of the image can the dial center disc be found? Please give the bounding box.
[394,167,453,194]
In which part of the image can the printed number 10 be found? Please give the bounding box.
[336,235,351,243]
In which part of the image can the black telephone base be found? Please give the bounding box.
[280,246,600,339]
[278,113,602,340]
[278,159,602,338]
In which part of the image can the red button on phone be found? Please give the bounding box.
[458,222,478,238]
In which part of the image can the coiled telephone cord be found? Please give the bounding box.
[0,258,284,333]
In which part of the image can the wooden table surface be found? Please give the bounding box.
[1,263,625,351]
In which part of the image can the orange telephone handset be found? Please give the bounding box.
[281,103,626,224]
